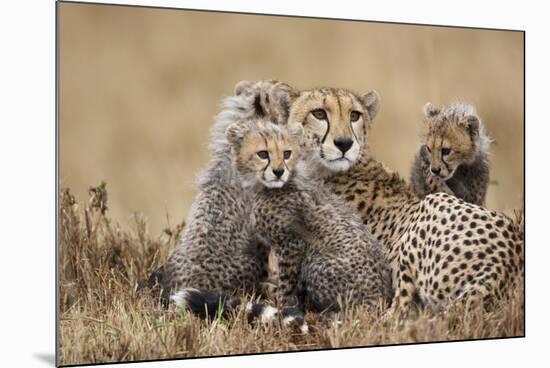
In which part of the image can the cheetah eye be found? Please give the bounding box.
[441,148,451,156]
[311,109,327,121]
[350,111,362,122]
[283,150,292,160]
[256,150,269,160]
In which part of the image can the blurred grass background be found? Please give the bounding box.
[59,3,524,234]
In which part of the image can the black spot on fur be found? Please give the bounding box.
[402,274,413,283]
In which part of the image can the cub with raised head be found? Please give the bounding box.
[410,102,491,206]
[151,80,295,302]
[237,121,392,315]
[172,120,392,330]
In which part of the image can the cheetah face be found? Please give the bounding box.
[422,102,484,180]
[288,88,380,173]
[226,120,303,189]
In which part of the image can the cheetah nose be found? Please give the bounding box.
[272,168,285,178]
[431,167,441,175]
[333,138,353,154]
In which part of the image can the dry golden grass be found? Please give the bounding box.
[58,184,524,367]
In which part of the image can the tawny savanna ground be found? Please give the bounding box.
[58,184,524,366]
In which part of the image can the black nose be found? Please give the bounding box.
[272,168,284,178]
[431,167,441,175]
[333,138,353,154]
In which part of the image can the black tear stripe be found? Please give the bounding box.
[280,139,290,173]
[283,154,290,174]
[319,94,331,148]
[321,118,330,144]
[283,162,289,177]
[261,136,271,180]
[350,116,359,143]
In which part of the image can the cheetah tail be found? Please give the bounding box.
[170,288,308,333]
[170,288,241,319]
[246,303,308,333]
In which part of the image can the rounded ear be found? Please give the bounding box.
[273,83,300,111]
[423,102,440,117]
[361,90,381,121]
[288,123,304,143]
[225,123,247,147]
[280,82,300,103]
[463,115,480,136]
[261,81,299,122]
[234,80,254,96]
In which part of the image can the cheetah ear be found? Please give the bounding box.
[225,123,247,147]
[288,123,304,143]
[361,90,380,121]
[273,83,300,114]
[462,115,480,137]
[423,102,440,118]
[284,83,300,103]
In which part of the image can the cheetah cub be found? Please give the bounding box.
[152,80,295,303]
[172,120,391,328]
[410,102,491,206]
[233,121,392,314]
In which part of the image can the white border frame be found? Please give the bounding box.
[2,1,547,367]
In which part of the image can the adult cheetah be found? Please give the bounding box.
[281,84,524,315]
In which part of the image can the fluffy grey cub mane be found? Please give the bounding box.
[199,81,295,188]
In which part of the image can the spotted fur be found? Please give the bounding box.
[174,118,392,330]
[410,102,491,205]
[234,120,391,315]
[283,85,523,316]
[153,80,296,300]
